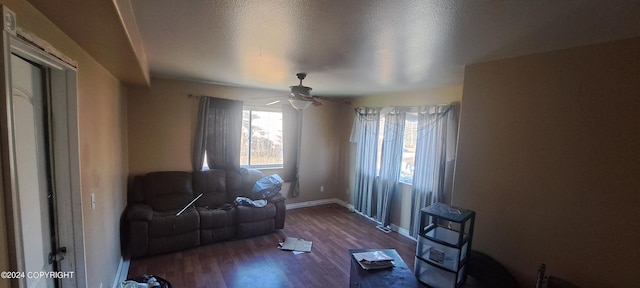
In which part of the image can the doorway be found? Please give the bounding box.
[1,16,86,288]
[11,54,56,288]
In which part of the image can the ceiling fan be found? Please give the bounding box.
[286,73,351,110]
[288,72,320,110]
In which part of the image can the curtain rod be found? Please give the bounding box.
[187,94,245,104]
[187,94,223,99]
[354,101,459,110]
[187,94,237,99]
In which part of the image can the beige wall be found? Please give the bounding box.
[127,77,350,204]
[0,0,128,287]
[79,71,127,288]
[453,37,640,287]
[345,86,463,231]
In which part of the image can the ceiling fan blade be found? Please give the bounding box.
[313,95,352,105]
[244,95,287,107]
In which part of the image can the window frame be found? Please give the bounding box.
[240,105,284,169]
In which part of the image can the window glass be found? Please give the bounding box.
[240,109,283,167]
[376,113,417,184]
[400,113,417,184]
[376,116,385,176]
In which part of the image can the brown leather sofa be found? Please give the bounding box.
[125,169,286,258]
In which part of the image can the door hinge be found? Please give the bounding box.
[48,247,66,264]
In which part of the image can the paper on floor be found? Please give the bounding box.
[279,237,312,252]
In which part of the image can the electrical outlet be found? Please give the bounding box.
[320,186,324,192]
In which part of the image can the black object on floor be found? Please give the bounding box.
[127,274,171,288]
[466,250,520,288]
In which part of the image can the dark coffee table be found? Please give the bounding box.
[349,248,420,288]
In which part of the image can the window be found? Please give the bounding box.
[240,108,284,168]
[376,112,417,184]
[401,113,417,184]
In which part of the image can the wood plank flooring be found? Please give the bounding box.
[127,204,419,288]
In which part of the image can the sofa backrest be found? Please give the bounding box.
[192,169,227,208]
[132,171,195,211]
[226,168,264,200]
[129,169,265,211]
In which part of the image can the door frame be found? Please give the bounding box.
[0,6,86,287]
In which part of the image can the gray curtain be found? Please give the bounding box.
[350,107,380,217]
[282,104,301,198]
[377,108,406,228]
[192,96,244,172]
[192,96,210,171]
[409,103,459,237]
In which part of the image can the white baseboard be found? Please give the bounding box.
[285,198,348,210]
[112,255,130,288]
[390,223,416,242]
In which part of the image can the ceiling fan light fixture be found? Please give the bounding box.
[287,72,315,110]
[288,98,313,110]
[290,85,312,97]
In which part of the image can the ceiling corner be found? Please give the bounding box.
[27,0,150,86]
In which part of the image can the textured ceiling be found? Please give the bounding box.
[129,0,640,96]
[27,0,640,97]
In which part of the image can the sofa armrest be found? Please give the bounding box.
[267,193,286,203]
[267,193,286,229]
[126,204,154,221]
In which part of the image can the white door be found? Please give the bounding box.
[11,54,56,288]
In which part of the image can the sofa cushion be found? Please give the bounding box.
[148,207,200,238]
[142,171,194,211]
[236,203,276,223]
[198,207,236,229]
[192,169,228,207]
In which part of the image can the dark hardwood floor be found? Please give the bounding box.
[127,204,419,288]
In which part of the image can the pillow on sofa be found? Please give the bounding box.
[252,174,283,199]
